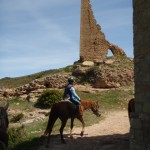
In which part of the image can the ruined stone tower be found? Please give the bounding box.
[80,0,126,62]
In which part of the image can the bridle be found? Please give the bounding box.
[91,103,101,117]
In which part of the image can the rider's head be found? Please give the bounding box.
[68,77,74,84]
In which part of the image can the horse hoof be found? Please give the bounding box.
[41,134,46,138]
[80,131,84,136]
[70,135,74,139]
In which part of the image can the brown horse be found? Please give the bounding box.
[43,100,101,147]
[0,102,9,150]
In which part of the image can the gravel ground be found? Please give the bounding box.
[38,110,130,150]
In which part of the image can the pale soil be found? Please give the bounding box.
[38,110,130,150]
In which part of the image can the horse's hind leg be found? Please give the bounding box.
[60,119,67,144]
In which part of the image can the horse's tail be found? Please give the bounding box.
[44,105,58,136]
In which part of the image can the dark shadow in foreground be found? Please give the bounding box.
[10,133,130,150]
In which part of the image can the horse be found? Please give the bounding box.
[0,102,9,150]
[43,100,101,147]
[128,98,135,118]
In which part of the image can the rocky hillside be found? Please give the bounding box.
[72,56,134,88]
[0,56,134,102]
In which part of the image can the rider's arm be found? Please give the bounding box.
[70,87,80,101]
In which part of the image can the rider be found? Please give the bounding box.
[63,77,80,112]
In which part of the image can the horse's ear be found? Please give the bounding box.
[3,102,9,110]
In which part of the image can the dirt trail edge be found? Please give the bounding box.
[39,110,130,150]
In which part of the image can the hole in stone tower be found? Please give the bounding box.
[107,49,113,57]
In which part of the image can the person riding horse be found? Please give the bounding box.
[44,99,101,146]
[63,78,80,114]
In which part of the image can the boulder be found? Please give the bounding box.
[82,61,94,67]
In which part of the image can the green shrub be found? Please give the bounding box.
[10,113,24,123]
[78,66,102,84]
[36,90,62,109]
[8,126,26,149]
[87,66,101,76]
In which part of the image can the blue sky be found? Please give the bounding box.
[0,0,133,78]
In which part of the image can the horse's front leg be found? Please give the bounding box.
[46,132,51,148]
[60,119,67,144]
[77,116,85,136]
[70,117,74,139]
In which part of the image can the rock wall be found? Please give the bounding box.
[0,74,70,102]
[80,0,126,62]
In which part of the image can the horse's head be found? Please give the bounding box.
[91,101,101,117]
[0,102,9,131]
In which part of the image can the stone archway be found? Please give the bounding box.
[108,43,126,56]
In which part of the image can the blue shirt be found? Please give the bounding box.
[63,84,80,105]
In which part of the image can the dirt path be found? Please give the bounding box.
[39,110,130,150]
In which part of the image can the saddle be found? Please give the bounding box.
[69,103,83,116]
[61,99,83,115]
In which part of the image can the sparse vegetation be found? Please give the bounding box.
[8,126,27,150]
[35,90,63,109]
[10,113,24,123]
[9,97,34,111]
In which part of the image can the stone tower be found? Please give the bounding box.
[80,0,126,62]
[130,1,150,150]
